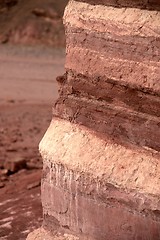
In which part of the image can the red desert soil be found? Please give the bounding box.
[0,44,65,240]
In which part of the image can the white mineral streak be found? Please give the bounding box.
[39,118,160,200]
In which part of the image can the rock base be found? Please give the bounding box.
[27,228,80,240]
[39,119,160,240]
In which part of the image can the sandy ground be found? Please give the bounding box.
[0,44,65,239]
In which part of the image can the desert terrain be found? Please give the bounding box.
[0,44,65,239]
[0,0,68,46]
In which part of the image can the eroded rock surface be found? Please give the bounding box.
[29,0,160,239]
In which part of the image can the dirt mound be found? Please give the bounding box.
[0,0,68,46]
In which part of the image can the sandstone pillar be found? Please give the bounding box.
[28,0,160,239]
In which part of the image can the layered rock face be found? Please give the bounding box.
[29,0,160,239]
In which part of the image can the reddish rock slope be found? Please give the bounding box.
[0,0,68,46]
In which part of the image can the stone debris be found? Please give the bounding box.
[0,169,8,176]
[27,228,80,240]
[0,169,8,182]
[32,8,59,19]
[0,182,5,188]
[27,181,41,190]
[4,157,26,173]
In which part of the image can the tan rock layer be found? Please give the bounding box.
[74,0,160,10]
[40,119,160,200]
[64,2,160,38]
[64,1,160,93]
[39,119,160,239]
[66,27,160,64]
[66,48,160,93]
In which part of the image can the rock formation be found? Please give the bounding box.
[28,0,160,239]
[0,0,68,46]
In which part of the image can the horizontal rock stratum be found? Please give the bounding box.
[27,0,160,239]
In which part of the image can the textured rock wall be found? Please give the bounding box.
[30,0,160,239]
